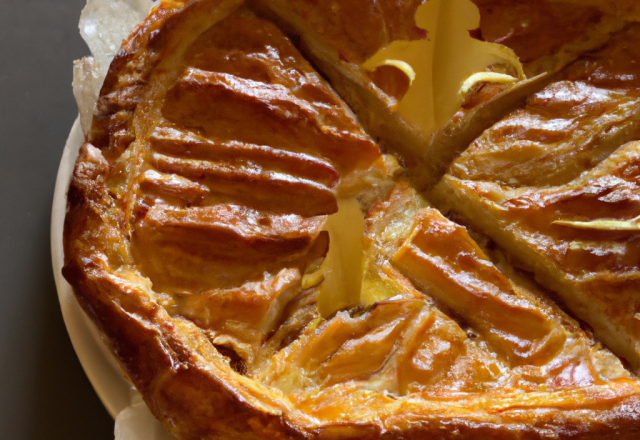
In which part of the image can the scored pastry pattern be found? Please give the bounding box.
[64,0,640,439]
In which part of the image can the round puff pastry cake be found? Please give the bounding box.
[63,0,640,438]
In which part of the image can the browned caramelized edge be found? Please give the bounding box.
[63,1,640,439]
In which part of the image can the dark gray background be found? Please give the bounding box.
[0,0,113,438]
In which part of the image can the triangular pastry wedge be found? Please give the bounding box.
[435,140,640,372]
[433,23,640,371]
[64,0,640,438]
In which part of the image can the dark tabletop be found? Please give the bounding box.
[0,0,114,438]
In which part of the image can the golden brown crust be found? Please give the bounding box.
[63,144,295,440]
[251,0,428,65]
[64,1,640,439]
[472,0,607,62]
[64,145,640,437]
[251,0,433,176]
[451,24,640,188]
[433,143,640,372]
[431,24,640,375]
[548,0,640,22]
[253,0,630,190]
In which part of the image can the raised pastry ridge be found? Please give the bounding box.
[433,23,640,372]
[435,140,640,372]
[450,24,640,188]
[64,1,640,439]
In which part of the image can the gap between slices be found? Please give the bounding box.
[431,23,640,372]
[253,0,628,190]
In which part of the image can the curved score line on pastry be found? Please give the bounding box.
[392,209,567,366]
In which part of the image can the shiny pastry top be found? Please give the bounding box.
[64,1,640,439]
